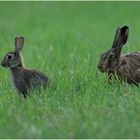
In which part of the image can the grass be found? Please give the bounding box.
[0,1,140,138]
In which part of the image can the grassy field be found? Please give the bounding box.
[0,1,140,138]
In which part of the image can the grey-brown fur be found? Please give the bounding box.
[1,37,49,98]
[97,26,140,85]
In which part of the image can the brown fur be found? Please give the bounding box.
[1,36,49,98]
[97,26,140,85]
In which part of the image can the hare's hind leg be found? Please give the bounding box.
[134,69,140,84]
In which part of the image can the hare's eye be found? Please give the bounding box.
[109,53,114,58]
[101,53,108,58]
[108,53,115,61]
[7,54,13,60]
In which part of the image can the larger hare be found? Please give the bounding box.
[98,26,140,85]
[1,37,49,98]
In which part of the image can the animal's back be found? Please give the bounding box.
[118,52,140,84]
[123,51,140,69]
[124,51,140,61]
[23,68,49,89]
[12,67,49,97]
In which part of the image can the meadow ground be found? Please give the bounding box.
[0,1,140,138]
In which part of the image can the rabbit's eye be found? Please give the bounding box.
[7,54,14,60]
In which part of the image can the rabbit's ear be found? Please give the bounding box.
[112,26,129,49]
[15,36,24,53]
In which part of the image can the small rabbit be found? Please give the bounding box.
[1,36,49,98]
[97,26,140,85]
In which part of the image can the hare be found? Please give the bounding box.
[97,26,140,85]
[1,36,49,98]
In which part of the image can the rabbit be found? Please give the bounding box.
[97,26,140,85]
[1,36,50,98]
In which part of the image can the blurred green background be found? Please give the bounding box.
[0,2,140,138]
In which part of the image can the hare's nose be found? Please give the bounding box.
[1,61,5,66]
[97,64,103,69]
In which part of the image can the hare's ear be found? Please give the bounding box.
[112,26,129,49]
[119,26,129,46]
[112,27,121,48]
[15,36,24,53]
